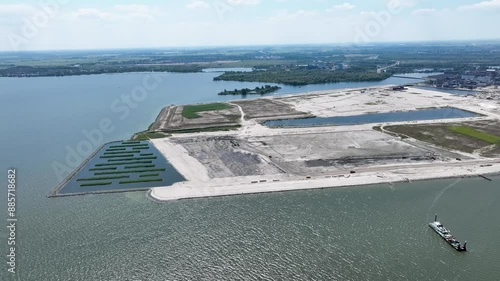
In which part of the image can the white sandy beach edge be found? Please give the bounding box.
[149,160,500,201]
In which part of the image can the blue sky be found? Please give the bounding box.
[0,0,499,51]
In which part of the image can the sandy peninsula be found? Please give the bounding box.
[148,86,500,201]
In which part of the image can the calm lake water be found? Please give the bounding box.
[0,72,499,281]
[203,67,254,72]
[264,107,479,128]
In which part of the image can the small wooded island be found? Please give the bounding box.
[218,85,281,96]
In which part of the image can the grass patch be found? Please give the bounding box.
[119,178,163,184]
[104,151,136,155]
[140,173,160,177]
[448,126,500,144]
[124,164,155,169]
[95,168,166,175]
[109,144,149,148]
[148,122,155,130]
[108,156,157,162]
[170,125,241,134]
[80,182,113,187]
[89,167,117,171]
[383,124,493,154]
[100,154,135,159]
[95,161,153,167]
[106,148,127,152]
[77,176,129,181]
[132,131,169,141]
[182,103,232,119]
[416,107,438,110]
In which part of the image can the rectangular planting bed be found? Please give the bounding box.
[51,140,185,197]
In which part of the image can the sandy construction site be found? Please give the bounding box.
[148,86,500,201]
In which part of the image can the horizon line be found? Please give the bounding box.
[1,38,500,54]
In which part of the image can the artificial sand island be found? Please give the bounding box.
[145,86,500,201]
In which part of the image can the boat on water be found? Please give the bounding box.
[429,214,467,252]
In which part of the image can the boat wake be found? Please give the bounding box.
[426,178,462,219]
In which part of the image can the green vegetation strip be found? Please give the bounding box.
[448,126,500,145]
[95,168,166,175]
[214,69,391,86]
[104,151,137,155]
[218,85,281,96]
[125,164,156,169]
[95,161,153,167]
[77,176,129,182]
[89,167,117,171]
[140,153,154,156]
[106,148,126,151]
[119,178,163,185]
[139,173,160,177]
[132,131,168,141]
[109,144,149,148]
[108,156,157,162]
[80,182,113,187]
[182,103,232,119]
[170,125,241,134]
[100,154,135,159]
[122,141,141,144]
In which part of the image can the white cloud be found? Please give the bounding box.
[73,8,117,20]
[114,5,150,14]
[412,8,437,15]
[0,4,35,15]
[227,0,261,6]
[114,5,153,21]
[269,9,320,22]
[399,0,417,8]
[458,0,500,10]
[0,4,35,25]
[186,0,210,9]
[72,5,155,22]
[1,1,499,51]
[359,11,377,17]
[330,3,356,11]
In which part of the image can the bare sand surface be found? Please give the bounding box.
[149,86,500,201]
[149,160,500,201]
[278,87,500,118]
[152,139,210,182]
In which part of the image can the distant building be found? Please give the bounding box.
[461,74,475,80]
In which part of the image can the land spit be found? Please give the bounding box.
[145,86,500,201]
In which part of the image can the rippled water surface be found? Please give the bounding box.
[6,178,500,281]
